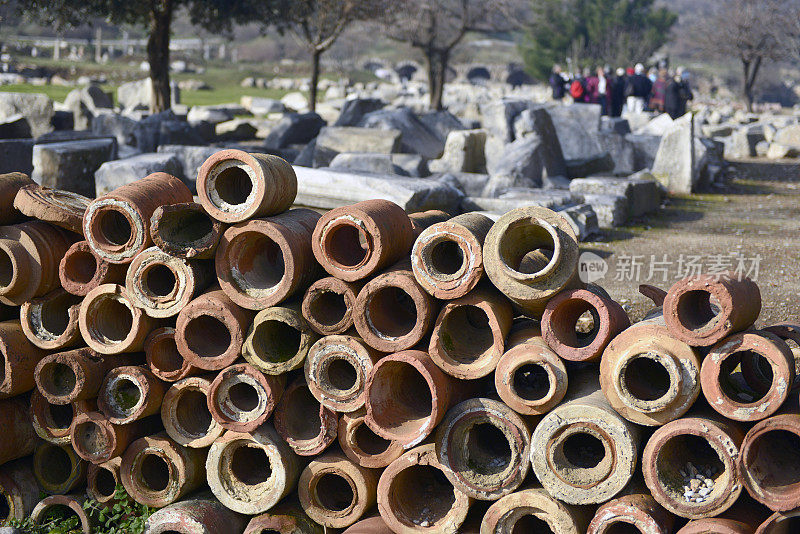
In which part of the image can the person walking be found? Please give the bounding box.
[583,67,599,104]
[549,64,568,101]
[597,66,610,115]
[625,63,652,114]
[649,68,668,113]
[665,68,694,119]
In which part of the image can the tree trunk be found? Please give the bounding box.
[310,48,321,113]
[426,49,449,111]
[742,57,761,113]
[148,1,173,113]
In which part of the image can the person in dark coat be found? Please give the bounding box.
[625,63,653,113]
[664,70,693,119]
[649,68,668,113]
[549,64,567,101]
[610,67,626,117]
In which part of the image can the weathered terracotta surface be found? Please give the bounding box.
[242,301,318,375]
[78,283,160,354]
[207,362,284,432]
[150,201,224,260]
[83,172,192,264]
[86,457,122,504]
[302,276,364,335]
[59,240,126,297]
[144,494,249,534]
[588,491,675,534]
[20,288,83,350]
[312,199,414,282]
[97,365,166,424]
[31,494,93,534]
[338,407,404,469]
[274,377,338,456]
[663,272,761,347]
[0,172,35,225]
[481,486,592,534]
[14,184,90,234]
[197,149,297,223]
[161,375,224,449]
[411,212,493,299]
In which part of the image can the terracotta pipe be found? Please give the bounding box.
[542,286,630,362]
[600,320,702,426]
[150,201,224,260]
[700,330,794,422]
[242,302,319,375]
[740,413,800,512]
[297,449,379,528]
[78,283,160,354]
[338,408,404,469]
[143,494,249,534]
[14,183,90,234]
[663,272,761,347]
[145,326,200,382]
[365,349,456,448]
[411,212,494,299]
[757,509,800,533]
[70,411,161,464]
[762,323,800,389]
[377,443,471,533]
[215,208,321,310]
[483,206,581,319]
[175,288,255,371]
[0,458,41,523]
[20,288,83,350]
[83,172,192,264]
[353,261,440,353]
[207,363,285,432]
[32,441,86,494]
[59,241,126,297]
[197,149,297,223]
[588,490,675,533]
[428,284,513,379]
[0,396,39,465]
[312,199,415,282]
[530,370,640,505]
[31,392,93,445]
[0,220,76,305]
[480,486,592,534]
[121,431,207,508]
[30,494,93,534]
[343,516,393,534]
[643,412,745,518]
[206,424,302,515]
[98,365,166,424]
[302,276,364,336]
[125,246,214,318]
[244,497,323,534]
[87,457,122,505]
[0,320,49,398]
[435,397,531,500]
[35,348,142,404]
[161,375,224,448]
[274,377,338,456]
[408,209,450,237]
[494,320,568,415]
[305,334,381,413]
[0,172,35,225]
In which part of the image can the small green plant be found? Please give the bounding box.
[9,485,153,534]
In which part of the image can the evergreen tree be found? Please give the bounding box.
[521,0,676,79]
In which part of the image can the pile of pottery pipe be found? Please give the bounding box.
[0,148,797,534]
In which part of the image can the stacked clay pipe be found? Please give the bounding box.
[0,150,797,534]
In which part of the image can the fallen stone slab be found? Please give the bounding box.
[461,190,574,213]
[0,92,53,138]
[32,138,116,197]
[419,110,466,139]
[92,112,138,146]
[569,174,662,218]
[159,120,206,146]
[728,124,765,159]
[635,113,673,136]
[511,107,568,178]
[626,133,661,171]
[391,154,429,177]
[545,105,605,161]
[329,153,407,175]
[215,119,258,141]
[596,132,636,175]
[240,96,284,115]
[437,172,489,197]
[0,139,34,175]
[429,129,487,174]
[767,143,800,159]
[312,126,401,167]
[558,203,600,240]
[293,166,463,213]
[358,107,445,159]
[566,153,615,179]
[601,117,631,135]
[0,114,31,139]
[334,98,384,127]
[774,124,800,149]
[264,112,326,149]
[94,152,182,196]
[187,105,235,125]
[577,193,629,227]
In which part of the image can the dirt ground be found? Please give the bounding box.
[583,159,800,325]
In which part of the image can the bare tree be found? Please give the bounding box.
[690,0,799,111]
[383,0,522,111]
[285,0,387,112]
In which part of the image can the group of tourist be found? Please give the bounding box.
[549,62,694,119]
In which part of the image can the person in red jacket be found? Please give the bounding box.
[583,67,599,104]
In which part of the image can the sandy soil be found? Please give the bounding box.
[583,159,800,325]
